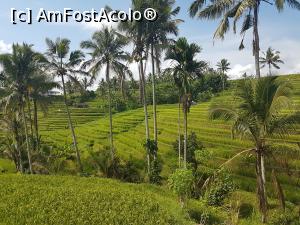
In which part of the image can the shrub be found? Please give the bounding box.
[120,156,142,183]
[268,209,299,225]
[206,173,235,206]
[168,169,194,207]
[172,132,205,171]
[197,90,213,102]
[149,159,163,185]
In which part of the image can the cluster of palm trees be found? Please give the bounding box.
[0,44,58,173]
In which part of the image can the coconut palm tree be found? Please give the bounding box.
[81,27,129,160]
[28,73,59,151]
[260,47,284,76]
[0,43,44,174]
[146,0,182,143]
[216,59,230,90]
[44,38,84,173]
[165,37,207,168]
[189,0,300,78]
[209,77,300,222]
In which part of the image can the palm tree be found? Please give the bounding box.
[44,38,84,173]
[0,43,43,174]
[189,0,300,78]
[260,47,284,76]
[146,0,182,143]
[118,0,152,172]
[216,59,230,90]
[165,37,207,168]
[81,27,129,160]
[28,73,59,151]
[210,77,300,222]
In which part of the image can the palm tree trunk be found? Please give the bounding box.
[26,95,34,149]
[151,44,158,143]
[178,96,181,168]
[222,71,225,91]
[33,99,39,151]
[106,61,114,160]
[21,100,33,174]
[120,76,126,100]
[256,148,267,223]
[61,74,83,173]
[13,117,23,173]
[268,64,271,76]
[261,152,267,205]
[183,104,188,169]
[139,59,150,173]
[154,47,161,76]
[253,3,261,78]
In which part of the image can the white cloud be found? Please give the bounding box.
[228,64,254,79]
[0,40,12,54]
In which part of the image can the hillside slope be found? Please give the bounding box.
[0,174,198,225]
[35,75,300,201]
[1,75,299,205]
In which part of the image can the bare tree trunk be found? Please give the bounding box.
[151,44,158,143]
[139,59,150,173]
[183,105,187,169]
[253,3,261,78]
[61,74,83,173]
[21,101,33,174]
[106,61,114,160]
[256,149,267,223]
[33,99,39,151]
[178,96,181,168]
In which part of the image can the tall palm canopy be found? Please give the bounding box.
[260,47,284,75]
[210,76,300,222]
[217,58,230,90]
[165,37,207,168]
[44,38,85,172]
[146,0,182,143]
[189,0,300,78]
[81,27,129,160]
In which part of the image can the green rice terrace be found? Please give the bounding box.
[1,74,300,225]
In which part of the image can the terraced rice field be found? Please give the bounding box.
[3,75,300,203]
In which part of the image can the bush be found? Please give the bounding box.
[268,209,299,225]
[206,173,235,206]
[168,169,194,206]
[172,132,205,171]
[197,90,213,102]
[149,159,163,185]
[120,156,142,183]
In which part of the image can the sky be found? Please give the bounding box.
[0,0,300,82]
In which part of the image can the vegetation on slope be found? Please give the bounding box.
[0,174,195,225]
